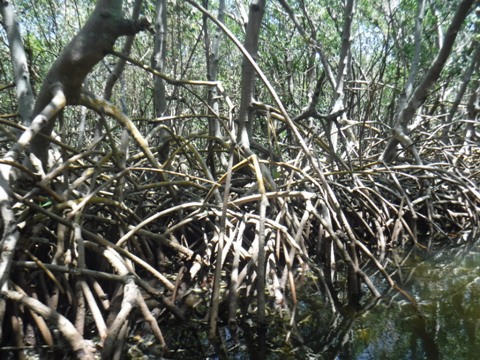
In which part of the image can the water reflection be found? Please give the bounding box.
[150,244,480,359]
[334,244,480,359]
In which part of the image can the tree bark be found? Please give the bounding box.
[2,289,96,359]
[380,0,475,163]
[442,45,479,144]
[206,0,225,139]
[102,0,144,205]
[0,0,34,126]
[404,0,426,100]
[153,0,168,119]
[237,0,266,151]
[461,79,480,154]
[151,0,170,164]
[329,0,356,154]
[204,0,228,173]
[29,0,150,168]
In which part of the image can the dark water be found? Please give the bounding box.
[3,244,478,359]
[240,243,480,359]
[343,245,480,360]
[136,243,480,359]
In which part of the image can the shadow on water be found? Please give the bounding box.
[136,241,480,359]
[344,243,480,360]
[326,242,480,360]
[228,242,479,359]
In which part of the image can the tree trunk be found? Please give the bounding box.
[329,0,355,155]
[29,0,150,168]
[442,45,479,144]
[237,0,266,151]
[0,0,34,126]
[151,0,171,164]
[205,0,228,174]
[380,0,475,163]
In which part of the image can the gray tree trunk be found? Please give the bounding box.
[442,45,479,145]
[205,0,227,173]
[0,0,34,126]
[328,0,356,155]
[237,0,266,151]
[380,0,475,163]
[461,80,480,155]
[150,0,170,164]
[103,0,144,206]
[29,0,150,168]
[206,0,225,138]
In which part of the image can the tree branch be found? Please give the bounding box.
[380,0,475,163]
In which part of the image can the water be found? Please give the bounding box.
[134,242,480,359]
[337,244,480,359]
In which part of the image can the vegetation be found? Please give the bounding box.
[0,0,478,358]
